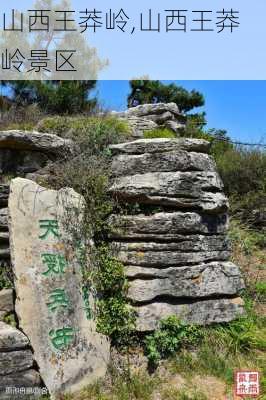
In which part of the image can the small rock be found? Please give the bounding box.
[0,321,29,350]
[0,289,14,320]
[0,349,33,375]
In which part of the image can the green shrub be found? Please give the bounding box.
[143,128,176,139]
[145,316,203,366]
[215,147,266,223]
[37,115,130,153]
[0,262,13,290]
[93,246,136,346]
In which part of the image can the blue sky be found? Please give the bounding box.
[94,80,266,144]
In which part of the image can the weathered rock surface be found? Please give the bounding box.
[124,117,158,138]
[112,235,229,254]
[117,249,230,267]
[0,130,74,158]
[134,297,245,331]
[0,322,29,350]
[9,178,110,398]
[109,138,210,155]
[113,103,186,137]
[108,136,244,330]
[0,289,14,320]
[0,349,33,375]
[125,103,182,118]
[0,369,42,398]
[109,171,228,212]
[111,151,216,177]
[108,212,228,240]
[126,262,244,303]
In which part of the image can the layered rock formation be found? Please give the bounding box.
[108,138,245,331]
[0,322,43,399]
[113,103,186,138]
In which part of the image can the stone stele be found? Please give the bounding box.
[8,178,110,399]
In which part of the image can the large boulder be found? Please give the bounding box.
[0,130,74,158]
[8,178,110,398]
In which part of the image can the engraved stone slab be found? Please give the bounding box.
[8,178,110,399]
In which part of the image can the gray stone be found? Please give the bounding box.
[126,261,244,303]
[108,212,228,240]
[109,138,210,155]
[8,178,110,398]
[111,151,216,177]
[125,117,158,138]
[126,103,181,118]
[0,130,74,158]
[164,120,185,133]
[112,235,229,253]
[0,209,8,230]
[0,369,42,398]
[117,249,230,267]
[0,232,9,242]
[109,171,227,213]
[0,349,33,375]
[0,185,9,207]
[0,289,14,320]
[134,297,245,331]
[0,322,29,350]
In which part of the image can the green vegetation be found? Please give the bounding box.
[128,80,204,113]
[145,316,202,366]
[93,246,136,346]
[37,115,130,148]
[143,128,176,139]
[2,81,98,115]
[0,262,13,290]
[215,147,266,225]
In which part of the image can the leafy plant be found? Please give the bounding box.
[143,128,176,139]
[145,316,203,366]
[93,246,136,346]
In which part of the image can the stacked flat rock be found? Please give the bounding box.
[0,322,42,399]
[112,103,186,138]
[108,138,245,331]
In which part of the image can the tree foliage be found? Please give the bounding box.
[127,80,204,113]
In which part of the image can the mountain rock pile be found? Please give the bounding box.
[108,138,245,331]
